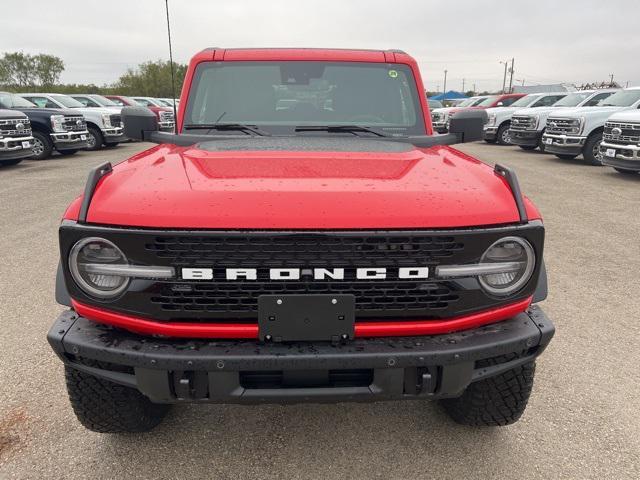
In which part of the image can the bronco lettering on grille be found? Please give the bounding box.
[181,267,430,281]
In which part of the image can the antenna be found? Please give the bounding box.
[165,0,178,133]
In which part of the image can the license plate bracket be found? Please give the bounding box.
[258,294,355,343]
[605,148,616,157]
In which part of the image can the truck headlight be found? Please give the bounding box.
[69,237,129,298]
[478,237,535,296]
[102,113,112,128]
[50,115,66,133]
[488,114,497,126]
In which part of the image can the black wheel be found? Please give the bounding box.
[59,149,78,156]
[614,168,639,175]
[518,145,537,151]
[104,142,119,148]
[484,139,497,144]
[555,154,578,160]
[440,355,536,426]
[583,132,604,166]
[85,126,104,151]
[537,130,546,152]
[496,123,511,145]
[0,159,23,167]
[31,131,54,160]
[65,366,170,433]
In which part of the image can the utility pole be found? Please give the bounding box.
[473,83,476,94]
[609,73,615,86]
[500,60,508,94]
[508,58,515,93]
[462,78,465,92]
[443,70,448,99]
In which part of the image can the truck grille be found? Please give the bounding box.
[63,116,87,132]
[510,115,536,131]
[0,118,31,136]
[60,226,544,324]
[109,114,122,128]
[159,111,174,122]
[546,118,580,135]
[603,121,640,145]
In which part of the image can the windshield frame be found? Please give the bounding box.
[183,60,427,136]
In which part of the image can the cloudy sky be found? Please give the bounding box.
[2,0,638,92]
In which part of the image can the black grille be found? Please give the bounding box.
[110,114,122,128]
[603,121,640,145]
[145,234,464,268]
[63,116,86,132]
[60,225,545,324]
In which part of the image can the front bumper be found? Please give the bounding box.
[432,122,448,134]
[541,133,586,156]
[0,135,34,160]
[51,130,91,151]
[48,306,554,404]
[510,130,540,147]
[483,126,498,140]
[158,121,175,132]
[600,141,640,171]
[102,127,126,142]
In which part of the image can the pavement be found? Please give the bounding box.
[0,142,638,480]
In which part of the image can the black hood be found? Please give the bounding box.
[0,108,28,120]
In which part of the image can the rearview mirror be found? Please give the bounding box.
[122,106,158,141]
[448,110,487,143]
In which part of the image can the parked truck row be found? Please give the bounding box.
[0,92,178,165]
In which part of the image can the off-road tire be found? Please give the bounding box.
[518,145,537,151]
[496,123,511,145]
[555,154,577,160]
[0,159,23,167]
[31,131,54,160]
[65,366,170,433]
[440,355,536,426]
[86,126,104,151]
[583,132,604,166]
[614,168,638,175]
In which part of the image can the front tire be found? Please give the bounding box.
[555,154,578,160]
[85,126,104,151]
[484,138,497,144]
[518,145,537,151]
[59,149,78,156]
[583,132,604,166]
[496,123,511,145]
[65,366,170,433]
[440,355,536,426]
[31,131,54,160]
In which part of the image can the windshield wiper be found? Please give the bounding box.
[294,125,389,137]
[183,123,270,136]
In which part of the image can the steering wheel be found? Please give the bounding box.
[347,114,385,123]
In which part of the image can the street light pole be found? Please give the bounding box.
[500,60,508,94]
[508,58,515,93]
[443,70,448,100]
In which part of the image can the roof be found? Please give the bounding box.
[512,84,576,94]
[430,90,468,101]
[193,48,413,63]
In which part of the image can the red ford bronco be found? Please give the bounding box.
[48,48,554,432]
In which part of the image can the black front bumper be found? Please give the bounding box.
[0,146,33,161]
[48,307,554,404]
[510,130,540,147]
[602,156,640,172]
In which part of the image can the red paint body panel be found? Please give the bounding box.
[71,297,532,339]
[73,143,539,229]
[105,95,172,120]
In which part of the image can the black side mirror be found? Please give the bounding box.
[448,110,487,143]
[122,106,158,141]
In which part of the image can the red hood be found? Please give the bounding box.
[66,139,539,229]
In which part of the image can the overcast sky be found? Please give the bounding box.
[2,0,638,92]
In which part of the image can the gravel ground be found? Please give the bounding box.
[0,142,638,479]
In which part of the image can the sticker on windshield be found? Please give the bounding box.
[388,70,398,78]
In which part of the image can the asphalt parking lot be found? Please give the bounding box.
[1,142,639,479]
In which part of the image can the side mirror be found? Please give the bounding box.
[496,101,504,107]
[122,106,158,141]
[448,110,487,143]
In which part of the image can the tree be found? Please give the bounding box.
[0,52,64,88]
[113,60,187,98]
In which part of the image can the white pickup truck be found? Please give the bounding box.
[483,92,568,145]
[509,90,617,152]
[600,110,640,175]
[20,93,126,151]
[542,87,640,165]
[431,96,488,133]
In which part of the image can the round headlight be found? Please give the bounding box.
[69,237,129,298]
[478,237,535,296]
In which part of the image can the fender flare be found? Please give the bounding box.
[55,260,71,307]
[532,260,548,303]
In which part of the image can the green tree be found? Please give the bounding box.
[34,54,65,88]
[114,60,187,98]
[0,52,65,88]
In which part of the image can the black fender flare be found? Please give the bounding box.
[55,259,71,307]
[532,260,548,303]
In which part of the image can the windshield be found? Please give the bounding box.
[476,96,500,107]
[599,89,640,107]
[52,95,84,108]
[156,99,173,107]
[509,95,540,108]
[456,97,478,107]
[470,97,488,106]
[427,99,443,109]
[552,92,591,107]
[0,92,37,108]
[185,61,425,135]
[91,95,119,106]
